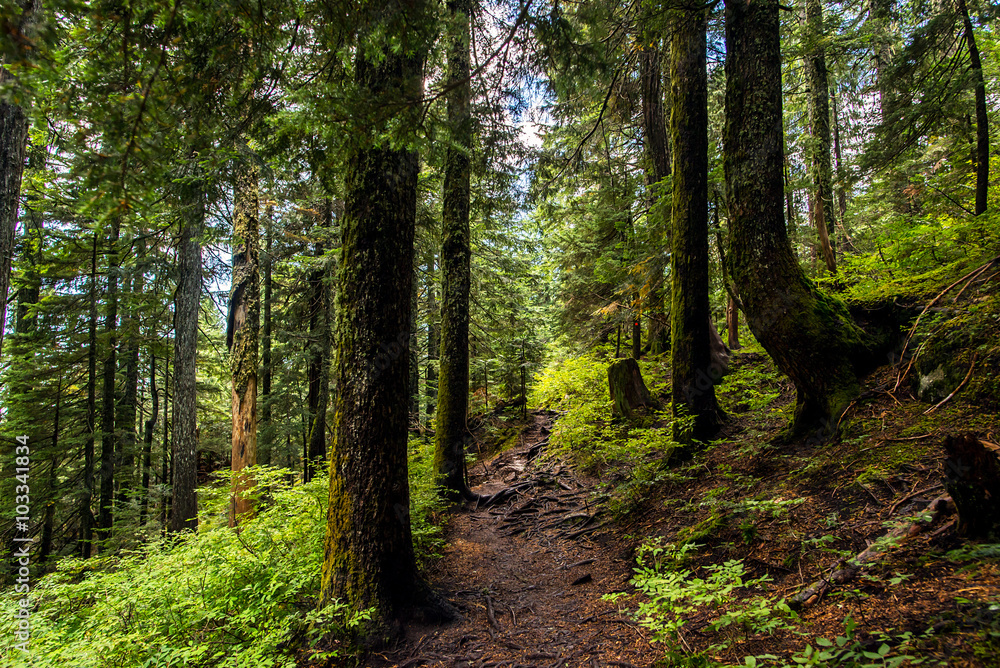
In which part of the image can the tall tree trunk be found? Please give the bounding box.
[409,262,420,420]
[958,0,989,215]
[39,385,59,564]
[171,180,203,533]
[805,0,837,274]
[670,4,721,442]
[304,199,332,483]
[631,311,641,360]
[831,84,848,224]
[436,0,475,500]
[228,157,260,525]
[98,216,120,541]
[140,354,157,527]
[79,233,98,557]
[641,43,672,355]
[727,296,741,350]
[425,252,439,422]
[159,360,170,529]
[260,203,273,465]
[725,0,871,439]
[117,261,141,509]
[320,20,433,625]
[0,0,38,361]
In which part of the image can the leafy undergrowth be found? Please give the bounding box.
[530,321,1000,665]
[0,439,445,668]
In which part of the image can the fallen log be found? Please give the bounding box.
[789,494,954,610]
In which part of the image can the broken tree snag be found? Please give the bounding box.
[943,434,1000,539]
[608,358,657,418]
[788,494,954,610]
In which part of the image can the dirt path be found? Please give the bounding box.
[372,411,662,668]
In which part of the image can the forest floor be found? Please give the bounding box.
[369,410,664,667]
[365,352,1000,668]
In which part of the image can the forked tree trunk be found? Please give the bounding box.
[228,158,259,526]
[724,0,871,439]
[304,199,332,483]
[436,0,475,501]
[670,5,721,441]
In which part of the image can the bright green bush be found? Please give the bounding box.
[1,451,445,668]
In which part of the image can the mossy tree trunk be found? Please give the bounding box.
[724,0,871,439]
[641,43,671,356]
[304,199,332,483]
[958,0,989,216]
[228,157,259,526]
[426,251,439,422]
[436,0,475,501]
[669,5,721,442]
[609,358,656,418]
[320,13,433,624]
[805,0,836,274]
[171,176,203,533]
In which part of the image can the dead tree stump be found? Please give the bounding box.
[943,433,1000,539]
[608,358,657,418]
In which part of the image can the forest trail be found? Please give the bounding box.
[372,411,661,667]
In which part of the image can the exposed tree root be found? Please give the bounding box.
[788,494,954,610]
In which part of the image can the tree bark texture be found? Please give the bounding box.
[957,0,989,215]
[724,0,871,439]
[805,0,837,273]
[229,158,259,526]
[117,259,142,508]
[304,199,332,483]
[425,251,439,422]
[0,0,37,361]
[641,44,672,356]
[261,203,273,465]
[171,181,203,533]
[436,0,475,500]
[670,6,720,442]
[320,36,429,622]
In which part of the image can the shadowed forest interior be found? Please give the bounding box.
[2,0,1000,665]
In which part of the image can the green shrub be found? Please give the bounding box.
[1,450,445,668]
